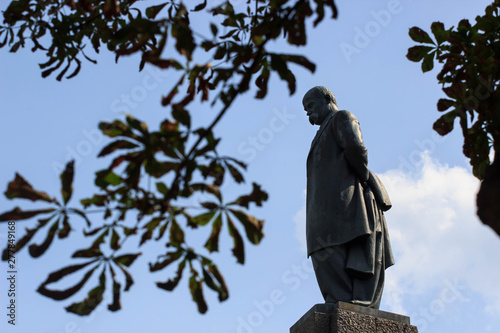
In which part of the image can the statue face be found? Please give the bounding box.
[303,93,329,126]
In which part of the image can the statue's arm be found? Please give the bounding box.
[334,111,369,182]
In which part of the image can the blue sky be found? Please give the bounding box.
[1,1,499,332]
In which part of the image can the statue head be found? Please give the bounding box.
[302,86,338,125]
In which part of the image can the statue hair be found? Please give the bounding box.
[305,86,337,106]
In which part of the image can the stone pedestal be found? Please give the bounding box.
[290,302,418,333]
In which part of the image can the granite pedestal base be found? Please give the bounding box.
[290,302,418,333]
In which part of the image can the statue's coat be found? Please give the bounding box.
[306,110,394,274]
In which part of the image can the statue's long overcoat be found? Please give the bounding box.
[306,110,394,273]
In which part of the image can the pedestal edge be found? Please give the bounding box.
[290,302,411,332]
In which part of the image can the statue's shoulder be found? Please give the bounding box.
[335,110,358,121]
[332,110,359,127]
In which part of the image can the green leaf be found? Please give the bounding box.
[28,219,59,258]
[213,45,227,60]
[123,226,137,236]
[255,67,270,99]
[157,259,186,291]
[139,229,153,246]
[169,219,185,245]
[207,264,228,301]
[0,30,8,48]
[55,60,71,81]
[156,218,170,239]
[80,195,108,208]
[99,120,133,138]
[172,107,191,127]
[229,209,264,245]
[156,182,169,194]
[226,214,245,264]
[146,3,168,19]
[270,54,296,95]
[37,261,99,300]
[437,98,455,112]
[473,158,490,181]
[126,114,148,135]
[223,156,247,170]
[204,213,222,252]
[171,18,196,60]
[162,75,185,106]
[57,214,71,239]
[0,207,55,221]
[90,229,110,250]
[199,161,225,186]
[98,140,139,157]
[210,23,218,36]
[281,54,316,73]
[67,58,82,79]
[60,161,74,204]
[108,278,122,312]
[5,173,53,202]
[68,208,92,227]
[110,229,120,250]
[3,0,31,25]
[145,217,163,231]
[145,157,172,178]
[406,45,434,62]
[190,183,222,202]
[421,51,435,72]
[189,275,208,313]
[220,29,237,39]
[230,182,268,208]
[72,248,102,258]
[225,161,244,183]
[192,0,207,12]
[149,250,184,271]
[191,212,216,226]
[430,21,448,44]
[409,26,435,44]
[202,267,222,299]
[83,226,104,237]
[115,261,134,291]
[1,214,56,261]
[95,170,122,188]
[202,265,228,302]
[114,253,142,267]
[65,268,106,316]
[124,160,142,189]
[41,60,63,78]
[200,202,219,210]
[140,217,163,246]
[313,0,338,24]
[433,110,457,136]
[160,119,179,133]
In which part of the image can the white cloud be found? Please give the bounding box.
[293,152,500,318]
[380,153,500,316]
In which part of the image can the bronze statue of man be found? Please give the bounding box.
[303,86,394,309]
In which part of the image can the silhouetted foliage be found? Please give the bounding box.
[0,0,338,315]
[407,0,500,236]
